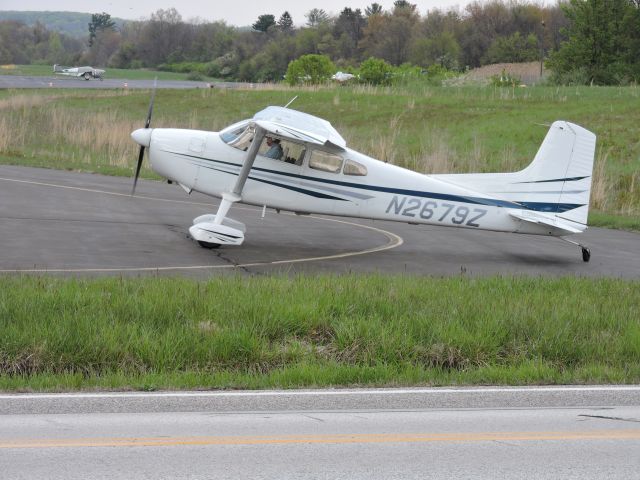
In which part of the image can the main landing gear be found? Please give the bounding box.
[190,124,266,250]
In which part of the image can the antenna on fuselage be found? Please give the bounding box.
[283,95,298,108]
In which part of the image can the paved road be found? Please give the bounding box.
[0,75,252,90]
[1,165,639,277]
[1,387,639,479]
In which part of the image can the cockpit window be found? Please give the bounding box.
[343,159,368,176]
[260,137,306,165]
[220,121,254,150]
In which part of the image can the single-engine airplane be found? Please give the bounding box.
[130,94,596,262]
[53,64,105,80]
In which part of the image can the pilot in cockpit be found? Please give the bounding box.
[264,136,283,160]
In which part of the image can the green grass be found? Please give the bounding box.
[0,84,638,224]
[1,275,638,391]
[0,64,216,81]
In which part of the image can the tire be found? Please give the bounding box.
[198,241,221,249]
[83,72,91,80]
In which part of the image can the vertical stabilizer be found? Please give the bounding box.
[517,121,596,226]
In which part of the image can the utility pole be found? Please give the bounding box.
[540,19,546,79]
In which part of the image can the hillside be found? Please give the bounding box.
[0,11,127,38]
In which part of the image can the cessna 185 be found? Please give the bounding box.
[53,64,105,80]
[131,95,596,262]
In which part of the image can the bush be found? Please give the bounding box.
[491,69,521,87]
[285,54,335,86]
[359,57,393,85]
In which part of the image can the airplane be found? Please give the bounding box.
[130,93,596,262]
[332,71,356,82]
[53,64,105,80]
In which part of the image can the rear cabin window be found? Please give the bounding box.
[309,150,343,173]
[343,159,367,176]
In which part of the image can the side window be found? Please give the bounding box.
[343,159,367,176]
[309,150,343,173]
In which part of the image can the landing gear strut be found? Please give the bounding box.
[560,237,591,263]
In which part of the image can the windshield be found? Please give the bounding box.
[220,120,254,151]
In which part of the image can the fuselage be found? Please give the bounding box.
[146,127,552,236]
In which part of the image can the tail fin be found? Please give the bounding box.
[433,121,596,230]
[516,121,596,226]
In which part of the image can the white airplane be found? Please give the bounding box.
[130,95,596,262]
[53,64,105,80]
[332,71,356,82]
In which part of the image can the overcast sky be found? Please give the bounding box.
[2,0,467,27]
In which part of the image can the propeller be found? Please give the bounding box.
[131,78,157,196]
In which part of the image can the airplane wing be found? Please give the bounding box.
[253,106,347,151]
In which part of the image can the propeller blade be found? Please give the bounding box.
[144,77,157,129]
[131,78,157,196]
[131,146,145,196]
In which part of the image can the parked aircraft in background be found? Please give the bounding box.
[130,92,596,262]
[53,64,105,80]
[332,72,356,82]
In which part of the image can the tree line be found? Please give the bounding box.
[1,0,639,85]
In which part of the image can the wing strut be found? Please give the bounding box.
[213,124,265,225]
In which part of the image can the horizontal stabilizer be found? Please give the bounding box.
[509,211,583,235]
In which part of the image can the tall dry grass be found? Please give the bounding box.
[591,147,611,211]
[0,95,139,169]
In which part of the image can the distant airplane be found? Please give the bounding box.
[53,64,105,80]
[332,72,356,82]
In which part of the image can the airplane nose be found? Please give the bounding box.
[131,128,152,147]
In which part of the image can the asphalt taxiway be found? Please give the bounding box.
[1,165,639,277]
[0,75,248,90]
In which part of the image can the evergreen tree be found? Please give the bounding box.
[305,8,330,27]
[365,3,384,16]
[278,11,294,32]
[88,12,115,47]
[252,14,276,33]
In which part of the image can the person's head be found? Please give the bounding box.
[266,136,273,146]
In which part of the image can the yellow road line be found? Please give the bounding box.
[2,430,639,449]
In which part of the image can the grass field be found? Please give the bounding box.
[1,275,638,391]
[0,84,638,228]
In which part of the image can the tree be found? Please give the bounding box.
[277,12,294,32]
[334,8,366,59]
[305,8,330,27]
[483,32,539,64]
[252,14,276,33]
[393,0,417,12]
[285,54,335,85]
[365,3,384,16]
[548,0,639,84]
[410,31,460,69]
[88,12,115,47]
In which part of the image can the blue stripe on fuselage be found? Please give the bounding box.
[173,152,584,213]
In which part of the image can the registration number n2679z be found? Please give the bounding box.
[385,195,488,227]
